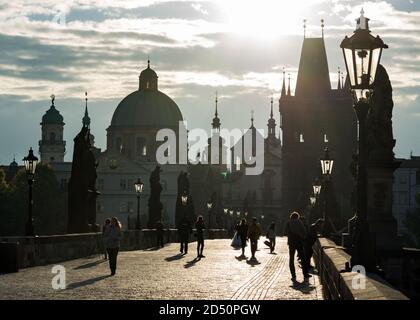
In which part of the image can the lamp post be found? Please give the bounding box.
[341,9,388,269]
[224,208,228,229]
[134,178,144,230]
[207,200,213,229]
[23,148,38,236]
[309,196,316,207]
[320,147,334,236]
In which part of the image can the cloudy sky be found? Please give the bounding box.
[0,0,419,164]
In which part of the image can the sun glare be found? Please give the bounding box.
[219,0,320,38]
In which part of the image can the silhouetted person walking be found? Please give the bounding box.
[104,217,122,276]
[156,220,164,248]
[178,217,192,254]
[285,212,310,280]
[247,217,262,261]
[304,219,324,270]
[237,218,248,257]
[195,216,205,258]
[102,218,111,260]
[266,222,276,254]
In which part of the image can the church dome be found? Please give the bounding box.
[110,62,183,128]
[41,97,64,125]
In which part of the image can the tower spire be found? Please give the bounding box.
[341,73,345,90]
[337,67,341,90]
[281,67,286,98]
[303,19,307,38]
[321,19,325,38]
[211,91,221,131]
[268,96,276,139]
[51,94,55,107]
[270,96,274,119]
[147,56,150,69]
[250,110,254,128]
[83,91,91,128]
[287,73,291,96]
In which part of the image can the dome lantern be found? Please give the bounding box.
[139,59,158,91]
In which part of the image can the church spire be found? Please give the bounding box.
[337,67,341,90]
[303,19,307,38]
[267,97,276,139]
[287,73,291,96]
[281,68,286,98]
[250,110,254,128]
[211,91,221,132]
[83,91,91,128]
[321,19,325,38]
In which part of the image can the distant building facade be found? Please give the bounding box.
[393,155,420,234]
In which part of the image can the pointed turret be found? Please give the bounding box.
[337,67,341,90]
[287,73,291,96]
[267,97,276,139]
[211,92,221,132]
[83,91,91,128]
[281,68,286,98]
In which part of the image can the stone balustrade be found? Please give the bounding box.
[313,237,409,300]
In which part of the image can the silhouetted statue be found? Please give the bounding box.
[148,166,163,228]
[175,171,194,227]
[68,126,99,233]
[367,64,395,161]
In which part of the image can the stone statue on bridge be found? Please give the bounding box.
[148,166,163,228]
[67,126,99,233]
[366,64,396,162]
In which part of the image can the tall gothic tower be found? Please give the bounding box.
[279,33,357,221]
[39,94,66,163]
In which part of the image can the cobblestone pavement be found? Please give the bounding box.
[0,237,323,300]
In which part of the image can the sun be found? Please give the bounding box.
[218,0,318,38]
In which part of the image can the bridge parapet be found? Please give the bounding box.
[0,229,228,270]
[314,238,409,300]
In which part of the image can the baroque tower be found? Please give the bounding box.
[39,94,66,163]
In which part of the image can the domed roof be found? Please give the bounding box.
[110,62,183,128]
[41,97,64,125]
[111,90,183,128]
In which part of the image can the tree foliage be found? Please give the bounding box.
[0,164,67,236]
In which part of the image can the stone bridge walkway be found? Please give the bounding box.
[0,238,323,300]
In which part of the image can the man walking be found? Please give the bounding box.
[247,217,262,261]
[284,212,311,281]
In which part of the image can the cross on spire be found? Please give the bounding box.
[321,19,325,38]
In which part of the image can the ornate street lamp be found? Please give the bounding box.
[207,200,213,229]
[341,9,387,270]
[313,180,322,197]
[23,148,38,236]
[310,196,316,207]
[320,147,334,176]
[134,178,144,229]
[181,192,188,206]
[320,147,334,236]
